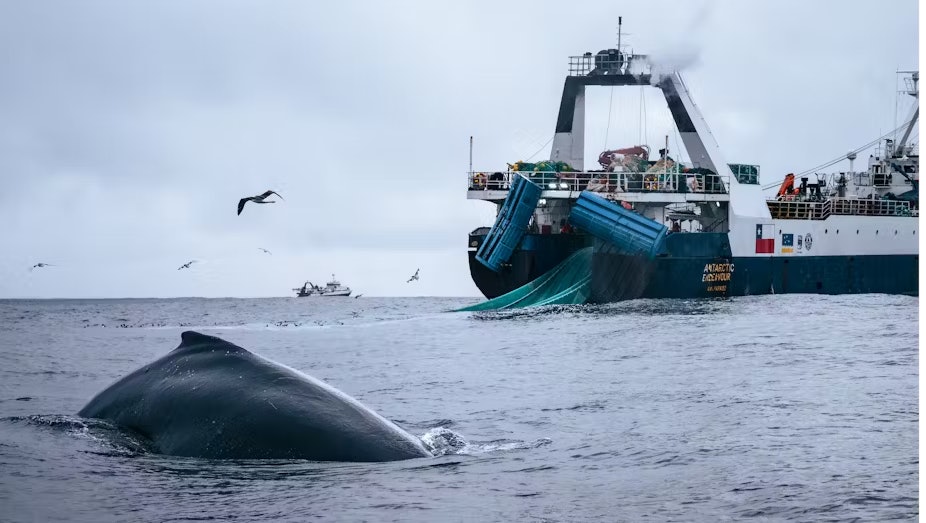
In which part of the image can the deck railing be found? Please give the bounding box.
[468,171,729,195]
[765,200,832,220]
[567,53,650,76]
[830,198,914,216]
[766,197,914,219]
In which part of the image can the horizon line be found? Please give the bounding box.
[0,295,483,300]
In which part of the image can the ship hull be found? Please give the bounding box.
[468,232,590,298]
[295,290,352,297]
[468,232,919,300]
[590,251,919,300]
[321,290,352,297]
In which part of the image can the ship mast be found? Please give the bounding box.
[617,16,622,54]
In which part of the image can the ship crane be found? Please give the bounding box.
[894,71,918,158]
[883,71,919,193]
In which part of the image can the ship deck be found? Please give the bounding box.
[467,170,731,204]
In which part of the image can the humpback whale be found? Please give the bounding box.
[78,331,431,462]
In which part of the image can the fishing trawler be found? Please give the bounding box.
[293,275,352,297]
[464,30,917,307]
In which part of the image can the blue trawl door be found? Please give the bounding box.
[568,191,668,258]
[475,174,543,272]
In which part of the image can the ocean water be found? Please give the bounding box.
[0,295,918,522]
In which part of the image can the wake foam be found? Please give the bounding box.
[4,414,152,456]
[419,426,552,457]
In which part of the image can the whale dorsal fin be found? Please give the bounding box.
[174,331,250,355]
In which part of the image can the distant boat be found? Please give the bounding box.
[293,274,352,297]
[293,281,317,297]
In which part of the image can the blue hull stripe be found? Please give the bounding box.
[590,253,919,301]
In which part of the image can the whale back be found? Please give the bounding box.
[79,331,431,461]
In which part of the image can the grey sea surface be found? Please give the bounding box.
[0,295,918,522]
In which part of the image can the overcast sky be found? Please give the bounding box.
[0,0,919,298]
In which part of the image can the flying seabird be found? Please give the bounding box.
[30,263,54,271]
[354,294,363,299]
[177,260,197,270]
[406,268,419,283]
[238,190,284,216]
[258,248,272,255]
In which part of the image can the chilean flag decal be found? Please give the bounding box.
[755,224,775,254]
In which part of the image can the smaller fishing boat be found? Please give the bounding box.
[293,282,318,297]
[293,274,352,297]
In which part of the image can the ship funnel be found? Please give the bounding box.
[847,151,857,172]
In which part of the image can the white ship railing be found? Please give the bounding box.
[467,170,729,195]
[567,53,651,76]
[766,197,914,220]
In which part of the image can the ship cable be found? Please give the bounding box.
[640,86,648,146]
[604,86,615,150]
[525,135,554,162]
[761,117,917,191]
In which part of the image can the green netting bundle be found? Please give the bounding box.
[456,247,593,311]
[533,160,556,172]
[510,160,576,173]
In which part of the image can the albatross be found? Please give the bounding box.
[406,268,419,283]
[238,190,284,216]
[177,260,197,270]
[257,248,272,255]
[30,263,54,271]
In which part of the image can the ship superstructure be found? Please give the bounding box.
[464,33,917,305]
